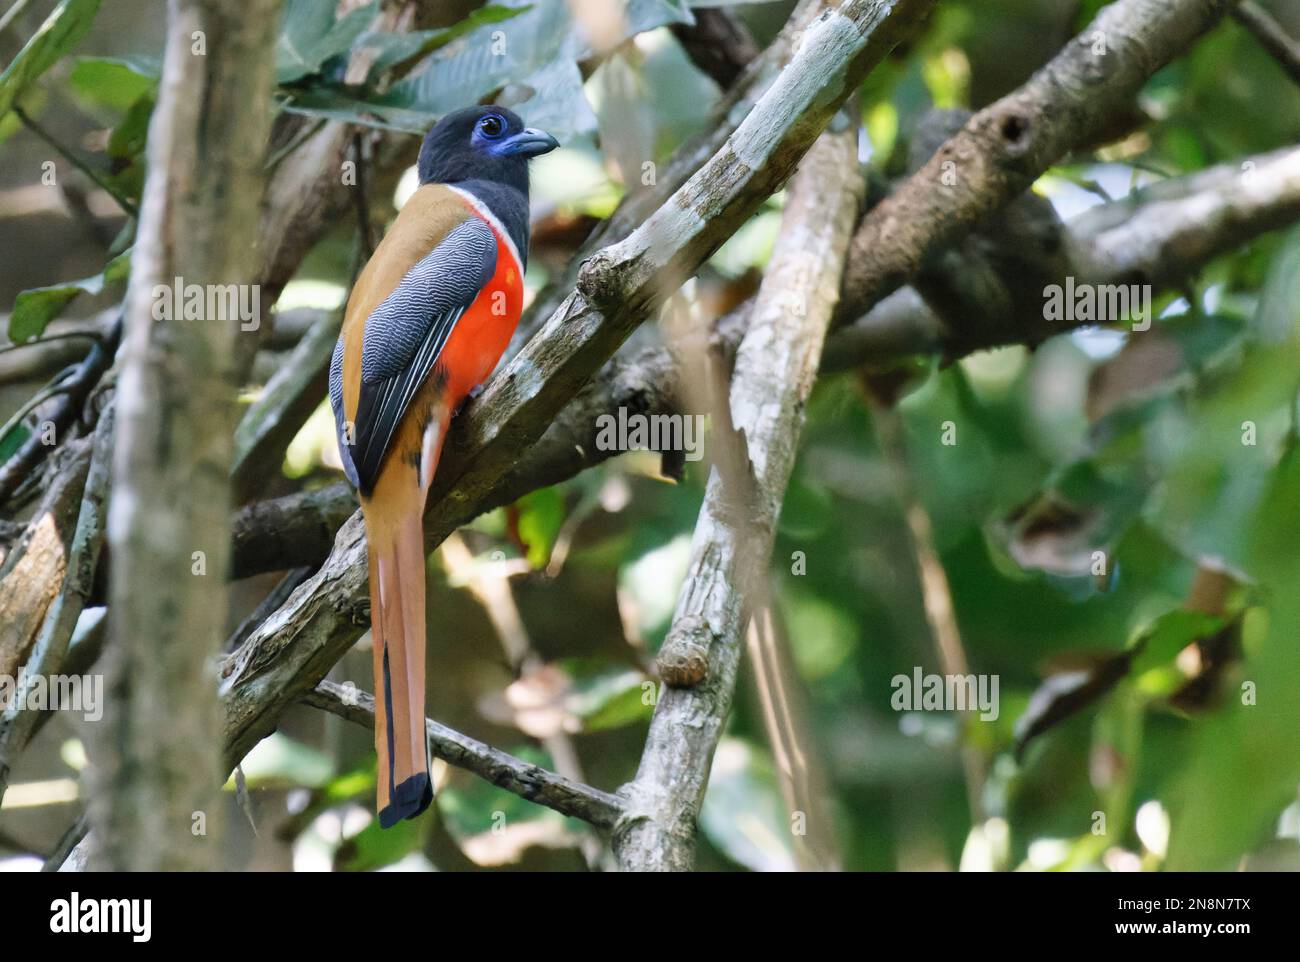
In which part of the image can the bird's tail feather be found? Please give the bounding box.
[366,506,433,828]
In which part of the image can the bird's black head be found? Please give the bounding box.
[416,106,559,192]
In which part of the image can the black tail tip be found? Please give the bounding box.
[377,773,434,829]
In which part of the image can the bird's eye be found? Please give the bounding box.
[479,115,505,139]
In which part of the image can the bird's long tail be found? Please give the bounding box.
[364,498,434,828]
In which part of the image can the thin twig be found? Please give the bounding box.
[746,604,843,870]
[351,132,376,259]
[263,116,328,173]
[0,381,74,446]
[302,680,624,830]
[866,395,988,824]
[0,330,102,358]
[15,108,139,218]
[42,813,88,872]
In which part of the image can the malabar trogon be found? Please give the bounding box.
[329,107,558,828]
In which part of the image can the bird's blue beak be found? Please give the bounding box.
[500,127,560,158]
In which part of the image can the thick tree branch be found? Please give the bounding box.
[1069,144,1300,290]
[837,0,1237,322]
[303,680,624,830]
[830,143,1300,363]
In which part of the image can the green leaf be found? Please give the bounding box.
[377,0,570,120]
[9,248,130,343]
[699,738,796,871]
[0,0,102,119]
[334,812,423,871]
[0,422,31,463]
[234,732,335,789]
[278,87,431,132]
[285,1,687,132]
[377,0,688,123]
[360,5,531,79]
[276,0,380,84]
[1126,608,1224,676]
[514,486,565,569]
[69,56,157,110]
[559,659,650,732]
[106,93,153,160]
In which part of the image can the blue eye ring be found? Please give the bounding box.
[478,114,506,139]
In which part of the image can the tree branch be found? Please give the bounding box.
[830,143,1300,364]
[0,314,119,508]
[0,439,92,680]
[89,0,281,872]
[612,115,863,871]
[303,681,624,830]
[837,0,1237,322]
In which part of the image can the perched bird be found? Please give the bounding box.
[329,106,558,827]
